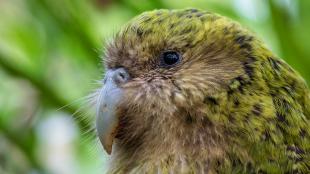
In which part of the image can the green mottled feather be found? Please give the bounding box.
[104,9,310,174]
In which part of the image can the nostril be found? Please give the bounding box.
[119,72,125,80]
[113,68,130,85]
[115,73,125,83]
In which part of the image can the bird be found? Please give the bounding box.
[95,9,310,173]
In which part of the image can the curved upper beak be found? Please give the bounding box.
[96,68,130,154]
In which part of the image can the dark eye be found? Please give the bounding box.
[160,51,181,67]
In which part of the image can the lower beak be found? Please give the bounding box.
[96,76,125,154]
[96,86,123,154]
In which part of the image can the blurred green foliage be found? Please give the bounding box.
[0,0,309,174]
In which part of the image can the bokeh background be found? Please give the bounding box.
[0,0,309,174]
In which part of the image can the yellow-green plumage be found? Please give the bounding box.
[101,9,310,173]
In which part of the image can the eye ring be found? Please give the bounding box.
[160,51,182,67]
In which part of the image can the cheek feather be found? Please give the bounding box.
[171,91,187,107]
[122,78,177,111]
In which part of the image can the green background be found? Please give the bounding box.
[0,0,309,173]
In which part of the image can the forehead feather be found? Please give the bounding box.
[120,9,213,46]
[106,9,258,76]
[113,9,252,54]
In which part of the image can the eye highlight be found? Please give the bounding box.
[160,51,181,67]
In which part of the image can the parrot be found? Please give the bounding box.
[95,9,310,173]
